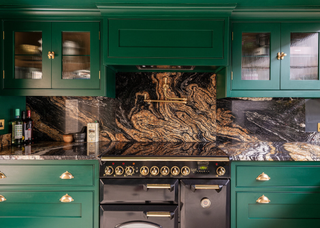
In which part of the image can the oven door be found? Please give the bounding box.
[181,179,230,228]
[100,179,178,204]
[100,205,178,228]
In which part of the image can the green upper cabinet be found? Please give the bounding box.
[1,21,104,96]
[228,22,320,97]
[104,18,229,66]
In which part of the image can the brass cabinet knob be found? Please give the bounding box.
[256,195,270,204]
[277,52,287,60]
[48,51,55,59]
[0,172,6,179]
[60,171,74,179]
[60,194,74,203]
[0,195,6,202]
[256,172,271,181]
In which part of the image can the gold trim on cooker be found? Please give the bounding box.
[181,166,190,176]
[150,166,159,176]
[194,185,220,190]
[146,184,171,189]
[171,166,180,176]
[146,212,172,218]
[115,166,124,175]
[105,166,114,175]
[140,166,149,176]
[101,157,229,162]
[160,166,170,176]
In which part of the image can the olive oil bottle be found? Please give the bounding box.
[11,109,23,146]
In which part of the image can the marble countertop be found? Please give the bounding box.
[1,141,320,161]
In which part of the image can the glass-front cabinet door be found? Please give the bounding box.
[232,23,281,90]
[3,22,52,89]
[280,23,320,89]
[51,22,100,89]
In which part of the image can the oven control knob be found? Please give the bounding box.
[181,166,190,176]
[200,198,211,208]
[140,166,149,176]
[150,166,159,176]
[216,166,226,176]
[105,166,114,175]
[125,166,134,175]
[115,166,124,175]
[160,166,169,176]
[171,166,180,176]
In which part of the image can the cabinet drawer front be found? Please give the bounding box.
[236,165,320,187]
[236,192,320,228]
[0,191,93,228]
[0,164,94,186]
[108,19,225,59]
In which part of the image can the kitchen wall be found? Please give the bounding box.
[26,72,318,144]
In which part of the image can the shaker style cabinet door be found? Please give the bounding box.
[3,21,52,89]
[51,22,100,89]
[232,23,281,90]
[280,23,320,90]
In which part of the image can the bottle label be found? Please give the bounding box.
[15,124,22,139]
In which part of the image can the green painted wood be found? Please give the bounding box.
[0,191,93,228]
[51,22,100,89]
[106,66,116,98]
[280,23,320,90]
[232,23,281,90]
[216,67,227,99]
[0,97,26,134]
[227,89,320,97]
[108,19,225,58]
[3,21,52,89]
[0,164,94,186]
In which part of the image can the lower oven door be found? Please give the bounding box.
[100,205,178,228]
[181,179,230,228]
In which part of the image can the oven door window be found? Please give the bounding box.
[116,221,161,228]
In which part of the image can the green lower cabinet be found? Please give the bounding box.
[236,192,320,228]
[0,191,93,228]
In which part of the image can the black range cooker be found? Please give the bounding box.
[99,143,230,228]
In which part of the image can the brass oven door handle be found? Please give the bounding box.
[60,171,74,179]
[194,185,221,190]
[0,195,6,202]
[0,172,6,179]
[256,195,270,204]
[256,172,271,181]
[146,212,172,218]
[59,194,74,203]
[146,184,172,189]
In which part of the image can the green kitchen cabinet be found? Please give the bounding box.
[228,22,320,97]
[231,161,320,228]
[1,21,103,96]
[0,160,99,228]
[104,18,229,66]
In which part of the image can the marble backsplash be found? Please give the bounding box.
[26,72,320,144]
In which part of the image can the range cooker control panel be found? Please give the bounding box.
[100,159,230,178]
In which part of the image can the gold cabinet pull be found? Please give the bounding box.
[0,195,6,202]
[194,185,220,190]
[0,172,6,179]
[60,194,74,203]
[277,52,287,60]
[256,195,270,204]
[146,184,171,189]
[60,171,74,179]
[146,212,172,218]
[48,51,55,59]
[256,172,271,181]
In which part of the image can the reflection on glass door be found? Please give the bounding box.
[290,33,318,80]
[241,33,270,80]
[116,221,160,228]
[14,32,42,79]
[62,32,90,80]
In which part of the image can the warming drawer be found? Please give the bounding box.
[100,179,178,204]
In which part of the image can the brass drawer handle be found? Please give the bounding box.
[0,195,6,202]
[256,195,270,204]
[256,172,270,181]
[146,212,172,218]
[0,172,6,179]
[146,184,171,189]
[60,171,74,179]
[60,194,74,203]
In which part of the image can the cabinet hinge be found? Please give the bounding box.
[232,32,233,41]
[99,31,100,40]
[99,71,101,79]
[3,70,4,79]
[231,71,233,80]
[2,31,4,40]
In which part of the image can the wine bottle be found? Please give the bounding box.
[11,109,23,146]
[26,110,33,143]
